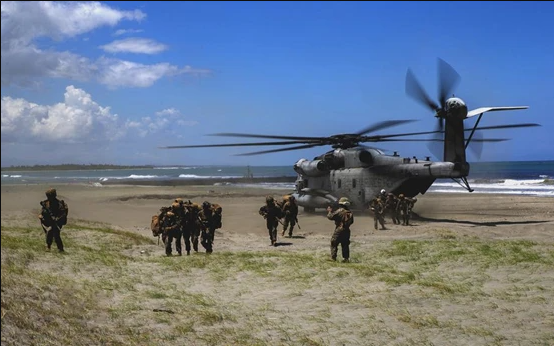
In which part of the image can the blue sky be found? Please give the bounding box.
[2,1,553,167]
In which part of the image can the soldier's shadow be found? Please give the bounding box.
[274,242,293,247]
[287,235,306,239]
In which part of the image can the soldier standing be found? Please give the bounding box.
[162,203,183,256]
[198,201,216,254]
[39,188,69,252]
[396,194,412,226]
[327,197,354,262]
[385,193,400,225]
[259,195,284,246]
[281,195,299,238]
[369,197,387,230]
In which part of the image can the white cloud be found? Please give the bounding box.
[155,108,179,116]
[100,38,168,54]
[1,1,211,88]
[1,86,200,144]
[133,108,199,137]
[1,85,124,144]
[113,28,144,36]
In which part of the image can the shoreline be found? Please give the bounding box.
[100,176,297,186]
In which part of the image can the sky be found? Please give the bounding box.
[1,1,553,167]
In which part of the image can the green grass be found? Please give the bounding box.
[2,222,554,346]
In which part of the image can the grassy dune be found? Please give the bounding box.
[2,222,554,346]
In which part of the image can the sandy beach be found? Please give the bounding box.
[2,183,553,243]
[2,183,554,346]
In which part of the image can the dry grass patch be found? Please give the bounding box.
[2,222,554,346]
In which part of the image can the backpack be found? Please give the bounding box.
[151,213,163,237]
[277,195,291,210]
[39,199,68,228]
[58,200,68,226]
[341,210,354,229]
[211,203,223,229]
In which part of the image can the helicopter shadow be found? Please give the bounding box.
[412,212,551,227]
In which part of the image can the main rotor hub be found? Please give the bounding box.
[329,134,361,149]
[445,97,468,119]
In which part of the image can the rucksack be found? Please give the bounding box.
[211,203,223,229]
[151,213,162,237]
[38,199,68,228]
[341,210,354,228]
[58,200,68,226]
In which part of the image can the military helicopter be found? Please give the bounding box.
[160,58,540,211]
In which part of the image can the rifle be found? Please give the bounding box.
[39,200,63,235]
[295,216,301,230]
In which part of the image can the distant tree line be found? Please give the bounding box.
[1,164,155,171]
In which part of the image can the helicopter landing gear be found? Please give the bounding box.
[453,176,474,193]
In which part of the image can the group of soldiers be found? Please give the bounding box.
[37,187,414,263]
[369,189,418,230]
[259,193,353,263]
[151,198,223,256]
[258,194,299,246]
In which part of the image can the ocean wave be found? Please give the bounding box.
[430,188,554,197]
[178,174,242,179]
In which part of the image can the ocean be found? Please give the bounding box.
[2,161,553,197]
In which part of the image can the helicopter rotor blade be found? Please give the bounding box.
[206,132,328,141]
[468,131,484,159]
[158,140,321,149]
[464,123,541,131]
[437,58,461,107]
[378,138,509,142]
[233,143,324,156]
[405,68,439,112]
[426,119,444,160]
[364,122,541,141]
[355,119,418,136]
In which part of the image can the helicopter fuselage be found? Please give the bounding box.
[290,147,470,211]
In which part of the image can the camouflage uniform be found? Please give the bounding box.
[327,197,354,262]
[38,188,69,252]
[173,199,191,255]
[396,194,412,226]
[404,197,417,226]
[259,196,284,246]
[198,201,217,254]
[281,196,299,237]
[162,205,183,256]
[186,202,202,252]
[385,193,400,225]
[369,197,386,230]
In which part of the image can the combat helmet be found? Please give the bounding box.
[174,198,184,205]
[171,202,181,211]
[266,195,274,204]
[202,201,211,209]
[46,188,57,198]
[338,197,351,207]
